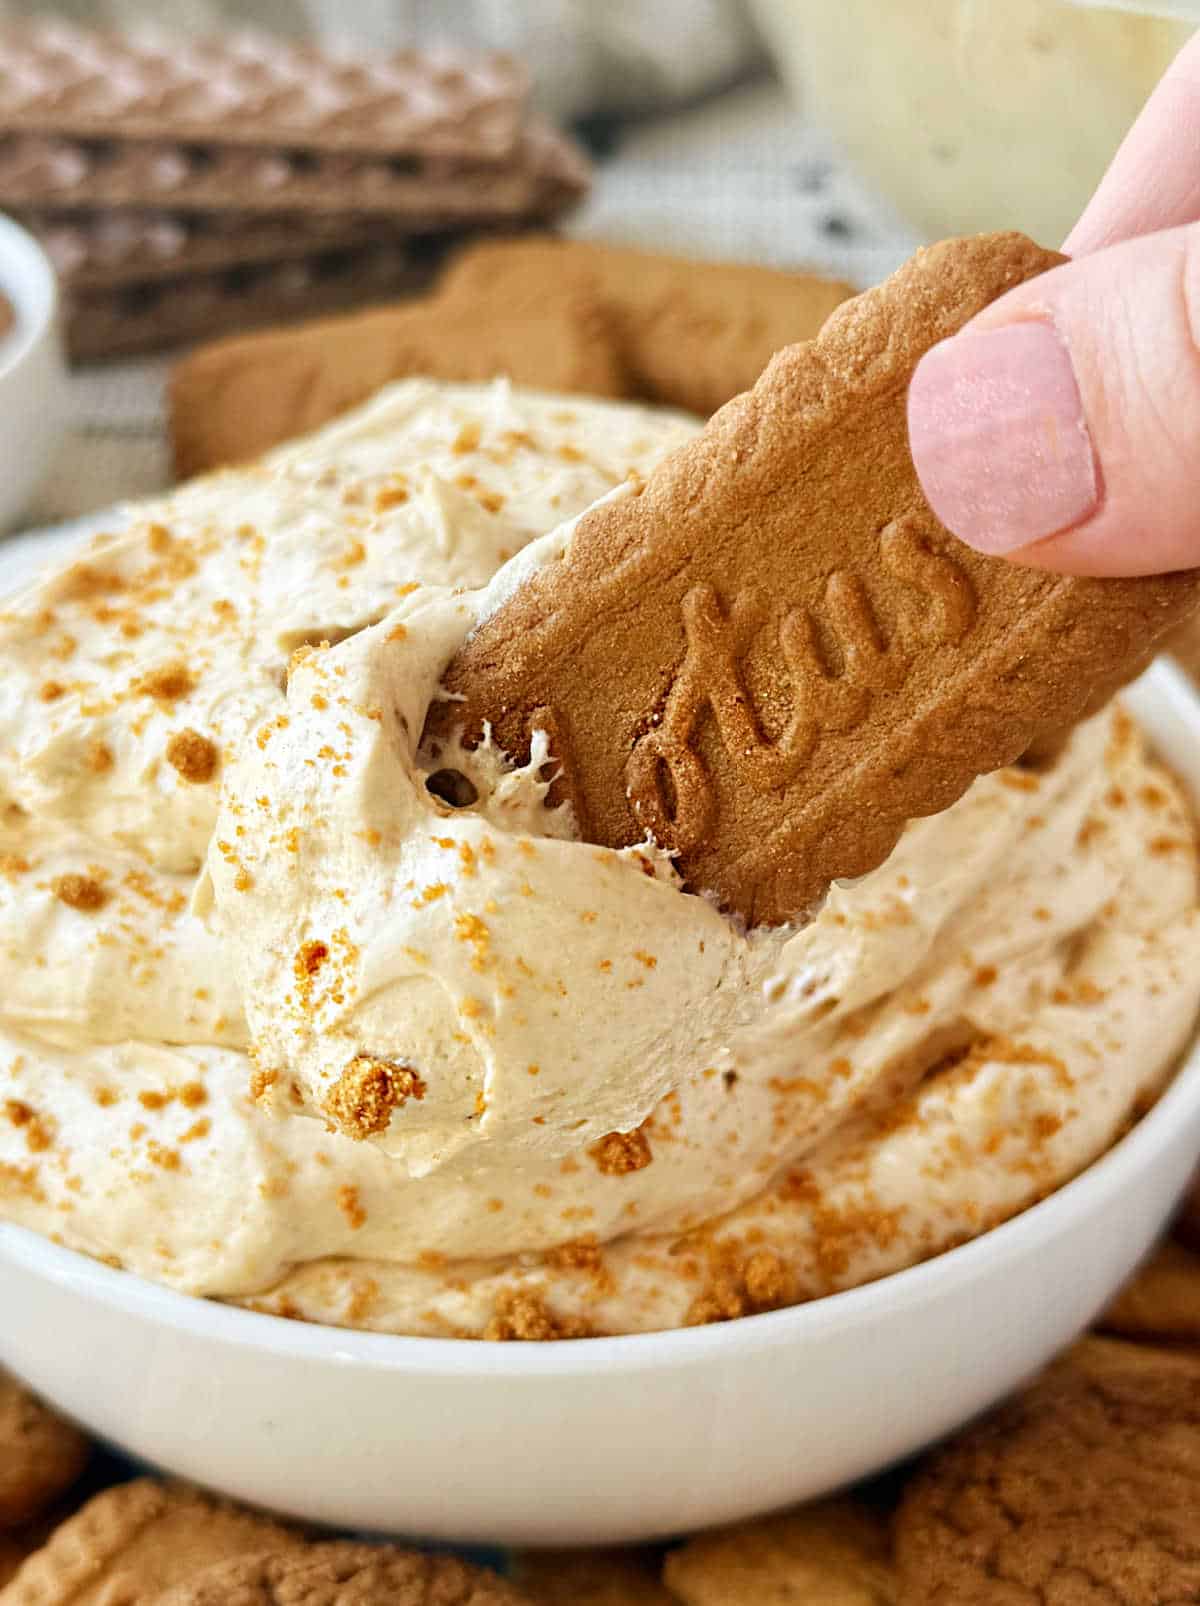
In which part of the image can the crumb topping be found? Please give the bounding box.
[52,873,107,912]
[323,1054,427,1140]
[165,728,219,784]
[590,1125,653,1176]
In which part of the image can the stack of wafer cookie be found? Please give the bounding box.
[0,21,590,360]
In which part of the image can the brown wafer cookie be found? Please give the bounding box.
[512,1548,674,1605]
[0,123,588,222]
[169,290,625,477]
[428,233,1200,928]
[0,1478,300,1604]
[438,236,855,418]
[894,1337,1200,1605]
[67,242,440,363]
[0,1375,87,1532]
[664,1501,895,1605]
[149,1541,531,1605]
[21,210,383,291]
[1101,1239,1200,1344]
[0,23,527,159]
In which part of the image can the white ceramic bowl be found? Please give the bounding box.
[0,214,65,533]
[2,661,1199,1547]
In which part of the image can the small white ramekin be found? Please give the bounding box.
[0,213,65,533]
[1,660,1199,1546]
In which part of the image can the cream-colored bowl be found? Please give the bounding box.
[0,214,65,533]
[1,659,1199,1546]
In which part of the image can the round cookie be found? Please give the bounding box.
[895,1338,1200,1604]
[0,1373,88,1529]
[150,1541,532,1605]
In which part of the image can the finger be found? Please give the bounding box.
[907,223,1200,577]
[1066,30,1200,254]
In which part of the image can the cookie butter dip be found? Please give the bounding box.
[2,378,1199,1340]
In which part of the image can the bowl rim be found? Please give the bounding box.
[3,659,1200,1378]
[0,211,59,384]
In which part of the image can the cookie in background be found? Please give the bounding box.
[168,235,854,476]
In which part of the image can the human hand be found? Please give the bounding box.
[907,32,1200,578]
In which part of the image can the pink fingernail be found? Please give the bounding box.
[907,321,1098,555]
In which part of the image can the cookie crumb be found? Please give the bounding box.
[52,873,107,912]
[134,663,196,704]
[590,1125,653,1175]
[165,728,219,783]
[483,1291,593,1342]
[323,1055,427,1140]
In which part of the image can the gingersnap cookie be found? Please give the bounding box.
[512,1547,674,1605]
[0,1375,87,1531]
[149,1541,530,1605]
[663,1500,895,1605]
[1101,1239,1200,1344]
[0,1478,300,1605]
[430,232,1200,927]
[894,1337,1200,1604]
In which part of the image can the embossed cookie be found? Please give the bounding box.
[150,1541,531,1604]
[430,233,1200,927]
[0,1375,87,1531]
[1101,1239,1200,1344]
[894,1337,1200,1604]
[0,1478,300,1604]
[513,1547,674,1605]
[663,1500,895,1605]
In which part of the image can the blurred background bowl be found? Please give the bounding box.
[0,212,65,532]
[751,0,1193,245]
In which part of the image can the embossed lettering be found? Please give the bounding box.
[626,584,865,850]
[624,524,979,851]
[823,571,909,690]
[880,515,976,644]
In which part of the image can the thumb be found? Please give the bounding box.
[907,226,1200,578]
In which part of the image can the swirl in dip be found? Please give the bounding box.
[2,379,1199,1339]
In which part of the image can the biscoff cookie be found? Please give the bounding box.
[1101,1239,1200,1343]
[169,290,625,479]
[438,235,854,418]
[512,1547,675,1605]
[0,1376,87,1531]
[150,1541,531,1605]
[663,1501,895,1605]
[431,232,1200,927]
[894,1337,1200,1605]
[0,1478,300,1605]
